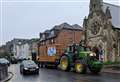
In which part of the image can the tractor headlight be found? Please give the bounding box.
[90,53,94,56]
[90,53,96,56]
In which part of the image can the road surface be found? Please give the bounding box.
[8,64,120,82]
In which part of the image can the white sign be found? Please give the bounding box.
[47,47,56,56]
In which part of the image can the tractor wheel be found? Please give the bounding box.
[88,64,102,74]
[60,56,70,71]
[75,62,86,74]
[89,67,101,74]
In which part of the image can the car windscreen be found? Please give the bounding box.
[23,60,37,68]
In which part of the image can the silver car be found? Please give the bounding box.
[0,58,10,66]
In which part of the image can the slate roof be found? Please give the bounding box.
[102,2,120,28]
[9,38,30,46]
[39,22,83,41]
[52,23,82,30]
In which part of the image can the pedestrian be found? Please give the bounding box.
[99,47,104,62]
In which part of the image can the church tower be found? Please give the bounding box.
[89,0,103,13]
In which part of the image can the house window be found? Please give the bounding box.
[49,39,55,44]
[41,34,45,40]
[51,39,54,43]
[43,42,45,45]
[51,30,54,35]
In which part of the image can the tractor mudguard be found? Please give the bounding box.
[88,60,103,73]
[59,53,74,66]
[64,53,74,64]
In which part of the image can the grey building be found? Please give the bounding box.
[0,61,8,81]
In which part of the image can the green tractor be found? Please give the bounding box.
[59,43,103,74]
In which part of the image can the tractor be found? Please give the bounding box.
[59,43,103,74]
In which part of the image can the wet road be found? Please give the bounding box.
[8,64,120,82]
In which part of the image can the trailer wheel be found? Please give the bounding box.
[60,56,70,71]
[75,63,86,74]
[39,62,44,68]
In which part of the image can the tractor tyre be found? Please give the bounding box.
[59,55,70,71]
[75,62,86,74]
[89,67,101,74]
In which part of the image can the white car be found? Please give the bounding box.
[0,58,10,66]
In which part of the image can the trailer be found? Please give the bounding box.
[37,44,65,67]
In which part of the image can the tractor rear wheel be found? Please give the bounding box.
[60,56,70,71]
[75,62,86,74]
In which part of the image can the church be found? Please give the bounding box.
[83,0,120,62]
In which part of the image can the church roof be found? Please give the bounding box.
[102,2,120,28]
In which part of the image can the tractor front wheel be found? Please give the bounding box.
[59,56,70,71]
[75,62,86,74]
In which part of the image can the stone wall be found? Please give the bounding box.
[84,0,120,62]
[0,64,8,81]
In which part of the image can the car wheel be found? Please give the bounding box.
[20,69,22,74]
[20,67,23,74]
[36,71,39,75]
[23,70,26,75]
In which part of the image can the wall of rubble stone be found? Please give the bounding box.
[0,64,8,81]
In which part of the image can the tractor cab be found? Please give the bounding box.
[66,44,79,53]
[67,44,91,58]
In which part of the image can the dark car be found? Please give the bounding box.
[17,56,27,62]
[10,57,18,64]
[20,60,39,75]
[0,58,10,66]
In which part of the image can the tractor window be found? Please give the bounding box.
[79,46,85,51]
[86,47,90,51]
[66,46,73,52]
[89,56,98,61]
[69,46,72,51]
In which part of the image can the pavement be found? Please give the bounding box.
[102,64,120,74]
[0,72,14,82]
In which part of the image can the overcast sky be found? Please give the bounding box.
[0,0,120,45]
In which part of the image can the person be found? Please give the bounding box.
[92,47,99,60]
[99,48,104,62]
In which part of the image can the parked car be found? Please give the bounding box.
[20,60,39,75]
[0,58,10,66]
[10,57,18,64]
[17,56,27,62]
